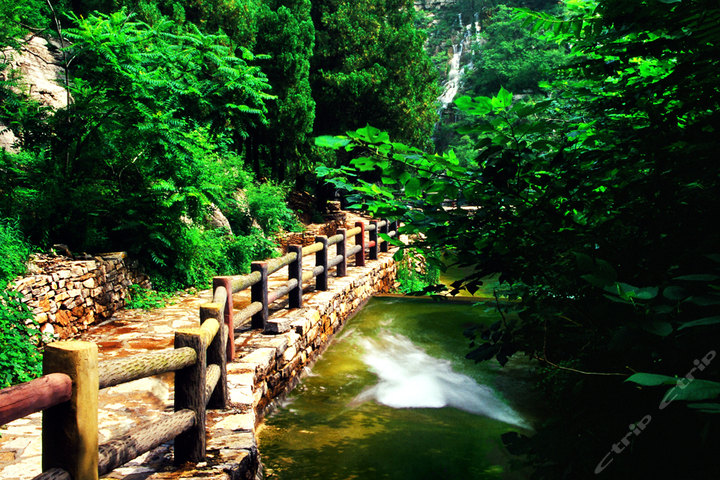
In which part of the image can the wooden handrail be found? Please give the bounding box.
[0,373,72,426]
[97,409,195,476]
[98,348,196,389]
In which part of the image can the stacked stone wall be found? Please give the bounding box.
[10,253,150,339]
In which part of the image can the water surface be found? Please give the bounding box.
[258,297,535,479]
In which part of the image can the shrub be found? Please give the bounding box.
[0,219,40,388]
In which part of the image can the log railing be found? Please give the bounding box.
[0,217,398,480]
[211,219,398,345]
[1,300,229,480]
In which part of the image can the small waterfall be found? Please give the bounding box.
[436,12,477,117]
[353,330,531,429]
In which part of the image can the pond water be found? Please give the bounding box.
[258,296,536,479]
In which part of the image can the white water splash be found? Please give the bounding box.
[354,331,530,429]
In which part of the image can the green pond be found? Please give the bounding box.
[258,296,536,479]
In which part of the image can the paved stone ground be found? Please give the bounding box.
[1,238,391,480]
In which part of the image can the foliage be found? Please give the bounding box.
[0,219,31,285]
[463,5,569,97]
[1,9,277,288]
[317,30,720,470]
[248,0,316,181]
[246,182,303,235]
[395,249,441,295]
[0,221,40,388]
[0,290,41,388]
[311,0,439,149]
[124,284,170,310]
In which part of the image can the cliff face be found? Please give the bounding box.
[1,35,67,151]
[415,0,459,9]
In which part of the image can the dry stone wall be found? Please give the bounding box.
[10,253,150,339]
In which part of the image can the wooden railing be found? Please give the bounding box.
[0,217,398,480]
[210,219,398,357]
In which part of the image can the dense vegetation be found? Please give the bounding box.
[318,0,720,478]
[3,0,719,477]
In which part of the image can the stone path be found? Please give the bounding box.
[1,242,398,480]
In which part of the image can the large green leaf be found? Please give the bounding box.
[625,373,676,386]
[666,380,720,402]
[678,316,720,330]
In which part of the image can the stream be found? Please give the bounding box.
[258,296,537,479]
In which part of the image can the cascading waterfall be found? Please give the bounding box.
[436,12,478,117]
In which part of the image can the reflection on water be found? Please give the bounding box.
[258,297,535,480]
[355,331,530,429]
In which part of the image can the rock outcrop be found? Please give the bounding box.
[1,35,67,151]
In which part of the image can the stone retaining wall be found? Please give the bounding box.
[10,253,150,339]
[204,251,398,479]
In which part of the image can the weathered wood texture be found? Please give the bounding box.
[380,220,389,252]
[268,279,299,305]
[205,364,221,406]
[369,220,378,260]
[328,254,344,269]
[42,341,99,480]
[97,409,195,476]
[336,229,347,277]
[327,233,344,246]
[346,244,362,258]
[288,245,303,309]
[202,307,227,409]
[230,271,262,294]
[234,301,263,326]
[346,226,362,237]
[315,236,329,291]
[266,252,298,275]
[32,467,71,480]
[212,278,235,361]
[174,328,207,463]
[302,242,323,256]
[354,221,366,267]
[251,262,269,330]
[0,373,71,426]
[98,348,196,389]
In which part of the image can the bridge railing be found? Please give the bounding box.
[210,219,398,358]
[0,217,398,479]
[0,299,229,480]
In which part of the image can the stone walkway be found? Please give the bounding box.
[0,245,398,480]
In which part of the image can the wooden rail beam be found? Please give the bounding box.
[98,348,196,389]
[32,468,71,480]
[97,409,195,476]
[1,373,71,426]
[42,341,99,480]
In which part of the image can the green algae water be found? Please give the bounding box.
[258,297,535,479]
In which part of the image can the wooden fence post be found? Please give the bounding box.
[355,221,366,267]
[201,304,227,409]
[174,328,206,463]
[212,276,234,361]
[42,341,99,480]
[288,245,303,308]
[251,261,268,330]
[369,221,378,260]
[337,228,347,277]
[316,236,329,291]
[380,220,389,253]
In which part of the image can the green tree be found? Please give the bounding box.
[316,0,720,473]
[247,0,316,181]
[311,0,439,149]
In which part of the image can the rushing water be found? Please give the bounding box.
[258,297,536,479]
